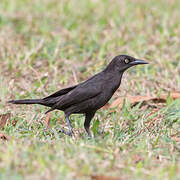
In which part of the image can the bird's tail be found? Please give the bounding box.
[8,99,43,105]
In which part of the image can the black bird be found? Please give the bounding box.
[8,55,148,137]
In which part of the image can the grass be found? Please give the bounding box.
[0,0,180,179]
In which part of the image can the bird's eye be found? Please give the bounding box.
[124,59,129,64]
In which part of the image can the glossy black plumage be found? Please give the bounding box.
[8,55,148,137]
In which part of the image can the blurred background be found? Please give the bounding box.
[0,0,179,99]
[0,0,180,179]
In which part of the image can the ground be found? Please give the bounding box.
[0,0,179,179]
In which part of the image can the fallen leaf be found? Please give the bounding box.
[0,132,11,141]
[45,112,51,129]
[91,175,121,180]
[0,113,11,128]
[110,92,180,110]
[160,92,180,100]
[111,96,152,109]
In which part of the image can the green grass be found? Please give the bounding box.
[0,0,180,179]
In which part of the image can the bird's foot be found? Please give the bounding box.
[85,127,93,138]
[58,127,73,137]
[87,132,92,138]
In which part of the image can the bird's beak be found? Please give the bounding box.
[130,59,148,65]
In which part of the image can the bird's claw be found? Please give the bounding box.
[58,127,73,137]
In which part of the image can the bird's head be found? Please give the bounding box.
[106,55,148,72]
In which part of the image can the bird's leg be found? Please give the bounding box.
[58,113,73,136]
[84,111,96,137]
[65,113,73,136]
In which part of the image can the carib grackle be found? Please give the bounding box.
[8,55,148,137]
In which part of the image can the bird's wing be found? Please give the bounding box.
[44,85,78,99]
[45,77,102,114]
